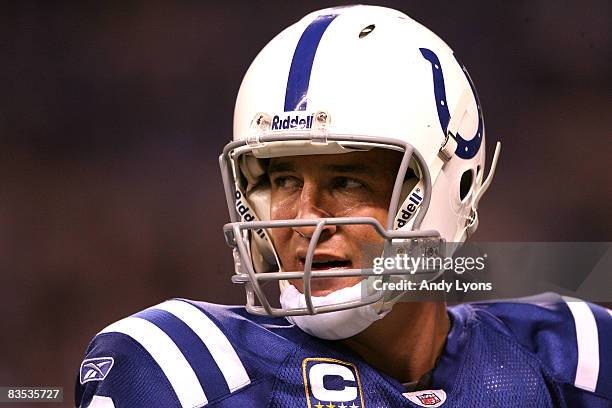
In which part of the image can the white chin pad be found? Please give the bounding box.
[279,282,388,340]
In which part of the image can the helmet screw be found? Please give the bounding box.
[251,112,271,131]
[315,111,328,124]
[258,114,270,128]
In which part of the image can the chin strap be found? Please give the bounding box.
[457,141,502,241]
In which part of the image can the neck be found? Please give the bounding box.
[340,302,449,383]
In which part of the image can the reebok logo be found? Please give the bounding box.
[80,357,114,384]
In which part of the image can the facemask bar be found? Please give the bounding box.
[219,134,441,317]
[224,218,442,316]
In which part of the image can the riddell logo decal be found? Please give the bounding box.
[395,189,423,228]
[403,389,446,407]
[271,112,314,130]
[235,190,266,240]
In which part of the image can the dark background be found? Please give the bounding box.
[0,1,610,406]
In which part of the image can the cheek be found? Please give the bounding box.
[268,225,291,253]
[344,206,388,263]
[346,205,389,228]
[270,189,298,220]
[268,226,296,273]
[345,218,387,259]
[268,202,293,264]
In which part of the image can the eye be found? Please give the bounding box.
[333,177,364,189]
[272,175,301,190]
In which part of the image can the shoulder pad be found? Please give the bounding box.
[76,299,254,407]
[471,293,612,397]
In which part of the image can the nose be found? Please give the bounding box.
[291,181,337,239]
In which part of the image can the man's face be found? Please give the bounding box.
[268,148,401,296]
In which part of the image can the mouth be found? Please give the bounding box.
[297,255,352,271]
[291,253,360,296]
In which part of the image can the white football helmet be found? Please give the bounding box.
[220,5,500,334]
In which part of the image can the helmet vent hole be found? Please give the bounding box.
[460,169,473,201]
[359,24,375,38]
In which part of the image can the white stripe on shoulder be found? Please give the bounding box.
[563,297,600,392]
[100,316,208,407]
[86,395,115,408]
[153,300,251,392]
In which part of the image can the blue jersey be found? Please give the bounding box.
[76,293,612,407]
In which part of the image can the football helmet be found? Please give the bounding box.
[220,5,500,333]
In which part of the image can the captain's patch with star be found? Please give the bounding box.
[302,357,365,408]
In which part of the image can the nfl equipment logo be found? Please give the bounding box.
[403,389,446,407]
[417,393,441,405]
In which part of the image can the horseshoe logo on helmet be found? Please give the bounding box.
[419,48,483,160]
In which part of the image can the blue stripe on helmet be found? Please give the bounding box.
[284,14,339,112]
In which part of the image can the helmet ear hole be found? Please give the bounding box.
[459,169,474,201]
